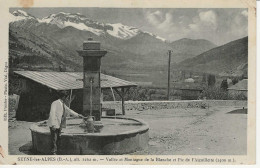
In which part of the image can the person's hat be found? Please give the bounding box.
[57,90,69,98]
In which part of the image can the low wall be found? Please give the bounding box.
[206,100,247,107]
[102,100,247,113]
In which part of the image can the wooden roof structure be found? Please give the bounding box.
[14,71,137,90]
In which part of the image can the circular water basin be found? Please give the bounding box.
[30,116,149,155]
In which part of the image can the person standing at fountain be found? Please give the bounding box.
[47,90,84,155]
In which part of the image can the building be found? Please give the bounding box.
[228,79,248,98]
[184,78,195,83]
[13,71,137,121]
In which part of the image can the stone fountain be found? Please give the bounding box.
[30,39,149,155]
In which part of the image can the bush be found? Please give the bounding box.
[228,92,247,100]
[220,79,228,91]
[199,86,247,100]
[199,86,228,100]
[103,87,170,101]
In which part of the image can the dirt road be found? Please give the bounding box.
[128,106,247,155]
[8,106,247,155]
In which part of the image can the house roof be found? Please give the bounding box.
[14,71,137,90]
[228,79,248,91]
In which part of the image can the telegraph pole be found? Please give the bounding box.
[167,50,171,100]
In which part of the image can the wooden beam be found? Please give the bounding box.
[121,88,125,115]
[114,88,126,115]
[69,89,73,108]
[114,88,122,97]
[110,87,116,101]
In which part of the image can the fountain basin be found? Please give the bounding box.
[30,116,149,155]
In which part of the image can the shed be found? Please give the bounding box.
[228,79,248,98]
[14,71,137,121]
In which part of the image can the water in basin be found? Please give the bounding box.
[37,118,144,135]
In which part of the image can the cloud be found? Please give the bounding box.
[189,10,218,32]
[230,12,248,37]
[157,13,175,30]
[146,10,164,26]
[145,10,219,41]
[199,10,217,26]
[144,9,247,45]
[146,11,175,32]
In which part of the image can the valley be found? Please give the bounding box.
[9,10,247,88]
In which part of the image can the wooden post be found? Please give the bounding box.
[114,87,129,115]
[121,88,125,115]
[69,89,72,108]
[110,87,116,101]
[167,50,171,100]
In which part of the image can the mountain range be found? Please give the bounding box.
[9,10,247,85]
[178,37,248,76]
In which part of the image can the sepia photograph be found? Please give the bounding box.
[0,0,256,165]
[8,7,249,155]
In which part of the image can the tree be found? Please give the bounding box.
[208,74,216,87]
[189,72,193,78]
[220,79,228,91]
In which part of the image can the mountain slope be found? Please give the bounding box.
[9,10,219,79]
[178,37,248,76]
[171,38,217,56]
[9,23,82,71]
[118,32,169,55]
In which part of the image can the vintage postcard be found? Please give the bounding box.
[0,0,256,165]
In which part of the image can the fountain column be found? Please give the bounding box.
[77,38,107,121]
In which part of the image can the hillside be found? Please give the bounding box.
[9,10,218,86]
[9,26,81,71]
[171,38,216,56]
[178,37,248,76]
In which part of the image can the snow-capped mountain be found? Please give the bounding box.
[9,10,164,41]
[107,23,140,39]
[39,12,108,35]
[9,10,36,22]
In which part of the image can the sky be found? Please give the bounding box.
[10,8,248,45]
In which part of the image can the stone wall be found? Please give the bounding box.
[102,100,247,113]
[206,100,247,107]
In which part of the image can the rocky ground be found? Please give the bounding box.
[8,106,247,155]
